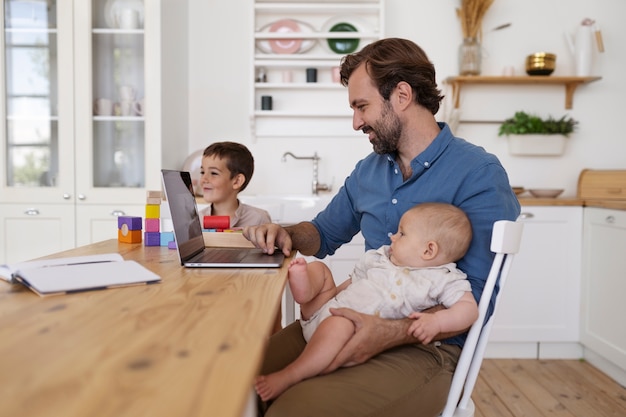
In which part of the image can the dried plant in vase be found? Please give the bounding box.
[456,0,495,75]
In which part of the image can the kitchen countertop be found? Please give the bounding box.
[519,197,626,210]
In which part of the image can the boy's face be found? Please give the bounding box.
[200,155,240,204]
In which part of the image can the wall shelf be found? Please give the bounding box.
[444,76,602,109]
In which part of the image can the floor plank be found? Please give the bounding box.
[470,359,626,417]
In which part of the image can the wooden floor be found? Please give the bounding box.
[473,359,626,417]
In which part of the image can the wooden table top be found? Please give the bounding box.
[0,240,291,417]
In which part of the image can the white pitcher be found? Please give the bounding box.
[565,18,603,77]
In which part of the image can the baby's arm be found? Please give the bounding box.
[407,292,478,344]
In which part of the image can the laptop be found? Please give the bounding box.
[161,169,285,268]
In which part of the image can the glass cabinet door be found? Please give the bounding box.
[73,0,149,204]
[90,0,144,189]
[1,0,74,202]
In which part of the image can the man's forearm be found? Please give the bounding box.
[285,222,321,256]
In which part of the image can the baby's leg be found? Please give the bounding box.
[288,258,337,320]
[255,315,354,401]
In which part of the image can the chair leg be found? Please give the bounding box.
[451,398,475,417]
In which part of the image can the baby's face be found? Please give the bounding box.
[199,155,237,204]
[388,211,429,268]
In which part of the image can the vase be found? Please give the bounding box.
[458,37,482,76]
[506,134,567,156]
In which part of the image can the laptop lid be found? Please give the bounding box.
[160,169,284,268]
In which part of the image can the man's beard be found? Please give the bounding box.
[366,100,403,155]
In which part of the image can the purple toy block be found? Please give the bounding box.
[144,232,161,246]
[118,216,142,231]
[168,240,177,249]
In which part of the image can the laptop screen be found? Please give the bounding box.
[161,169,205,262]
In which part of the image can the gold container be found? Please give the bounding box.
[526,52,556,76]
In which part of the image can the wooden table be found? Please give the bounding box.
[0,240,290,417]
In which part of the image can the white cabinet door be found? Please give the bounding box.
[581,207,626,371]
[75,204,145,247]
[0,203,75,264]
[489,206,583,345]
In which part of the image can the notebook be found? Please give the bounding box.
[161,169,285,268]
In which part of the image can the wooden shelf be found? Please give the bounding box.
[444,75,602,109]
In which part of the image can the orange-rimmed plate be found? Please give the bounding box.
[256,19,316,55]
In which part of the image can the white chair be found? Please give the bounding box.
[440,220,524,417]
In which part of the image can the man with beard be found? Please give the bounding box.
[244,38,520,417]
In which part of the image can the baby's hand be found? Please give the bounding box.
[407,312,441,345]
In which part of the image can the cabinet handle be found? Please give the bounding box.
[111,210,126,217]
[63,193,71,200]
[518,212,535,220]
[605,215,616,224]
[24,208,40,216]
[78,194,86,200]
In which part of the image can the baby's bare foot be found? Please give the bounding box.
[288,258,313,303]
[255,373,292,401]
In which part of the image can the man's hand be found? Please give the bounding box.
[324,307,415,373]
[243,223,292,256]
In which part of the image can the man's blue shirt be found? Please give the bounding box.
[311,123,521,347]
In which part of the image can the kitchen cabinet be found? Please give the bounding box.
[251,0,384,140]
[0,0,177,264]
[580,207,626,386]
[444,75,601,110]
[486,206,584,359]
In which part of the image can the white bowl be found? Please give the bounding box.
[528,188,564,198]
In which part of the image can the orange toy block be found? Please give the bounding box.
[118,228,142,243]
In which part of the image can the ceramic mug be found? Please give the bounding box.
[118,9,140,30]
[120,100,135,116]
[93,98,113,116]
[119,85,136,101]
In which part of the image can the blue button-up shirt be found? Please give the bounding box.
[311,123,521,347]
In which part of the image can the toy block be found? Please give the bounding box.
[146,190,162,199]
[144,232,161,246]
[168,240,177,249]
[145,204,160,219]
[118,228,142,244]
[146,197,161,205]
[145,218,160,233]
[118,216,142,231]
[160,231,174,247]
[203,215,230,230]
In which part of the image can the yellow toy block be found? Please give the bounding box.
[145,204,160,219]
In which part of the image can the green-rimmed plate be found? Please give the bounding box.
[327,22,359,54]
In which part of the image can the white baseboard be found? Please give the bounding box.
[485,342,583,359]
[583,347,626,387]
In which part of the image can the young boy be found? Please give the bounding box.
[254,202,479,401]
[198,141,270,227]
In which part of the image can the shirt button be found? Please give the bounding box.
[424,161,430,167]
[394,168,398,174]
[387,232,393,237]
[391,198,397,204]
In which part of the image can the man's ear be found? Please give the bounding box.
[422,241,439,260]
[232,173,246,190]
[394,81,413,109]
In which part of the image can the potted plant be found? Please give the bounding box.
[498,111,578,156]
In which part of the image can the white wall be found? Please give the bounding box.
[186,0,625,197]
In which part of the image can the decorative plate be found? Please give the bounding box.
[322,16,363,54]
[528,188,564,198]
[256,19,316,55]
[182,149,204,197]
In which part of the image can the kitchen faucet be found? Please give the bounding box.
[281,151,332,195]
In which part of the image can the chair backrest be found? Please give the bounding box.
[440,220,524,417]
